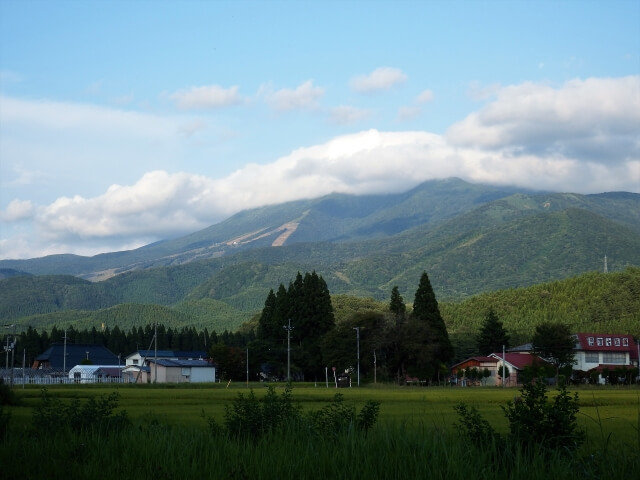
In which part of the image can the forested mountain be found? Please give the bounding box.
[0,178,534,277]
[6,268,640,370]
[1,179,639,336]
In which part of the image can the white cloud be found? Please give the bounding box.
[2,76,639,259]
[170,84,242,109]
[416,89,434,103]
[328,105,372,125]
[350,67,407,93]
[0,199,34,222]
[262,80,325,111]
[447,76,640,164]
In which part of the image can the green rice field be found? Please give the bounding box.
[2,383,639,479]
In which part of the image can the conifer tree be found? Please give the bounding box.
[477,307,510,355]
[408,271,454,379]
[389,286,406,319]
[257,289,278,340]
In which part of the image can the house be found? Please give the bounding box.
[489,352,550,386]
[450,353,548,387]
[33,343,119,370]
[124,349,207,367]
[145,359,216,383]
[450,356,498,386]
[572,333,638,384]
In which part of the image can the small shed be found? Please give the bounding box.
[146,359,216,383]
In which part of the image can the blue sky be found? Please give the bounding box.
[1,0,639,259]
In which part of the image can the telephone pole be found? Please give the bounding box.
[283,319,293,382]
[353,327,360,386]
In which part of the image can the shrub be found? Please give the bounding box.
[224,385,301,439]
[32,389,130,434]
[307,393,380,437]
[217,386,380,440]
[502,382,584,452]
[453,403,498,447]
[455,381,584,456]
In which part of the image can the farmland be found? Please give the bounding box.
[2,383,639,479]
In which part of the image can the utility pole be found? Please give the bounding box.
[502,344,506,388]
[373,350,377,384]
[3,324,16,387]
[63,330,67,378]
[283,319,293,382]
[604,255,608,273]
[353,327,360,386]
[154,322,158,384]
[246,347,249,387]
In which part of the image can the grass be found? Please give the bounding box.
[2,383,639,479]
[6,382,640,442]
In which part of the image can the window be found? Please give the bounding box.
[614,338,621,347]
[597,338,603,346]
[606,337,612,347]
[587,337,594,346]
[602,352,626,364]
[584,352,598,363]
[132,359,139,365]
[622,338,629,347]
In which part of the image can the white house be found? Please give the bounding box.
[124,350,207,367]
[572,333,638,383]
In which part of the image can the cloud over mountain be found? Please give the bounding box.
[1,76,638,259]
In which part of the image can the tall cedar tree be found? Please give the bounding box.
[257,289,278,340]
[410,271,454,378]
[256,271,335,380]
[477,307,510,355]
[389,286,406,319]
[531,322,576,383]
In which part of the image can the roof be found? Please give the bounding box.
[147,359,213,368]
[68,365,121,374]
[35,344,119,369]
[574,333,637,358]
[127,350,207,359]
[450,356,496,369]
[489,352,549,370]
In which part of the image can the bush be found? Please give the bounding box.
[215,386,380,440]
[32,389,130,434]
[455,381,584,456]
[223,385,302,439]
[454,403,497,447]
[502,382,584,452]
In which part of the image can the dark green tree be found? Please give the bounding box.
[257,289,278,341]
[410,272,453,379]
[389,286,406,319]
[477,307,510,355]
[531,322,576,384]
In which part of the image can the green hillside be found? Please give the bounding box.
[7,269,639,370]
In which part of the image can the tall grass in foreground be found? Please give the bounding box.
[2,421,638,480]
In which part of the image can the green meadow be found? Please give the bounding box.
[2,384,639,479]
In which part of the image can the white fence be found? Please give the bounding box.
[0,368,129,386]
